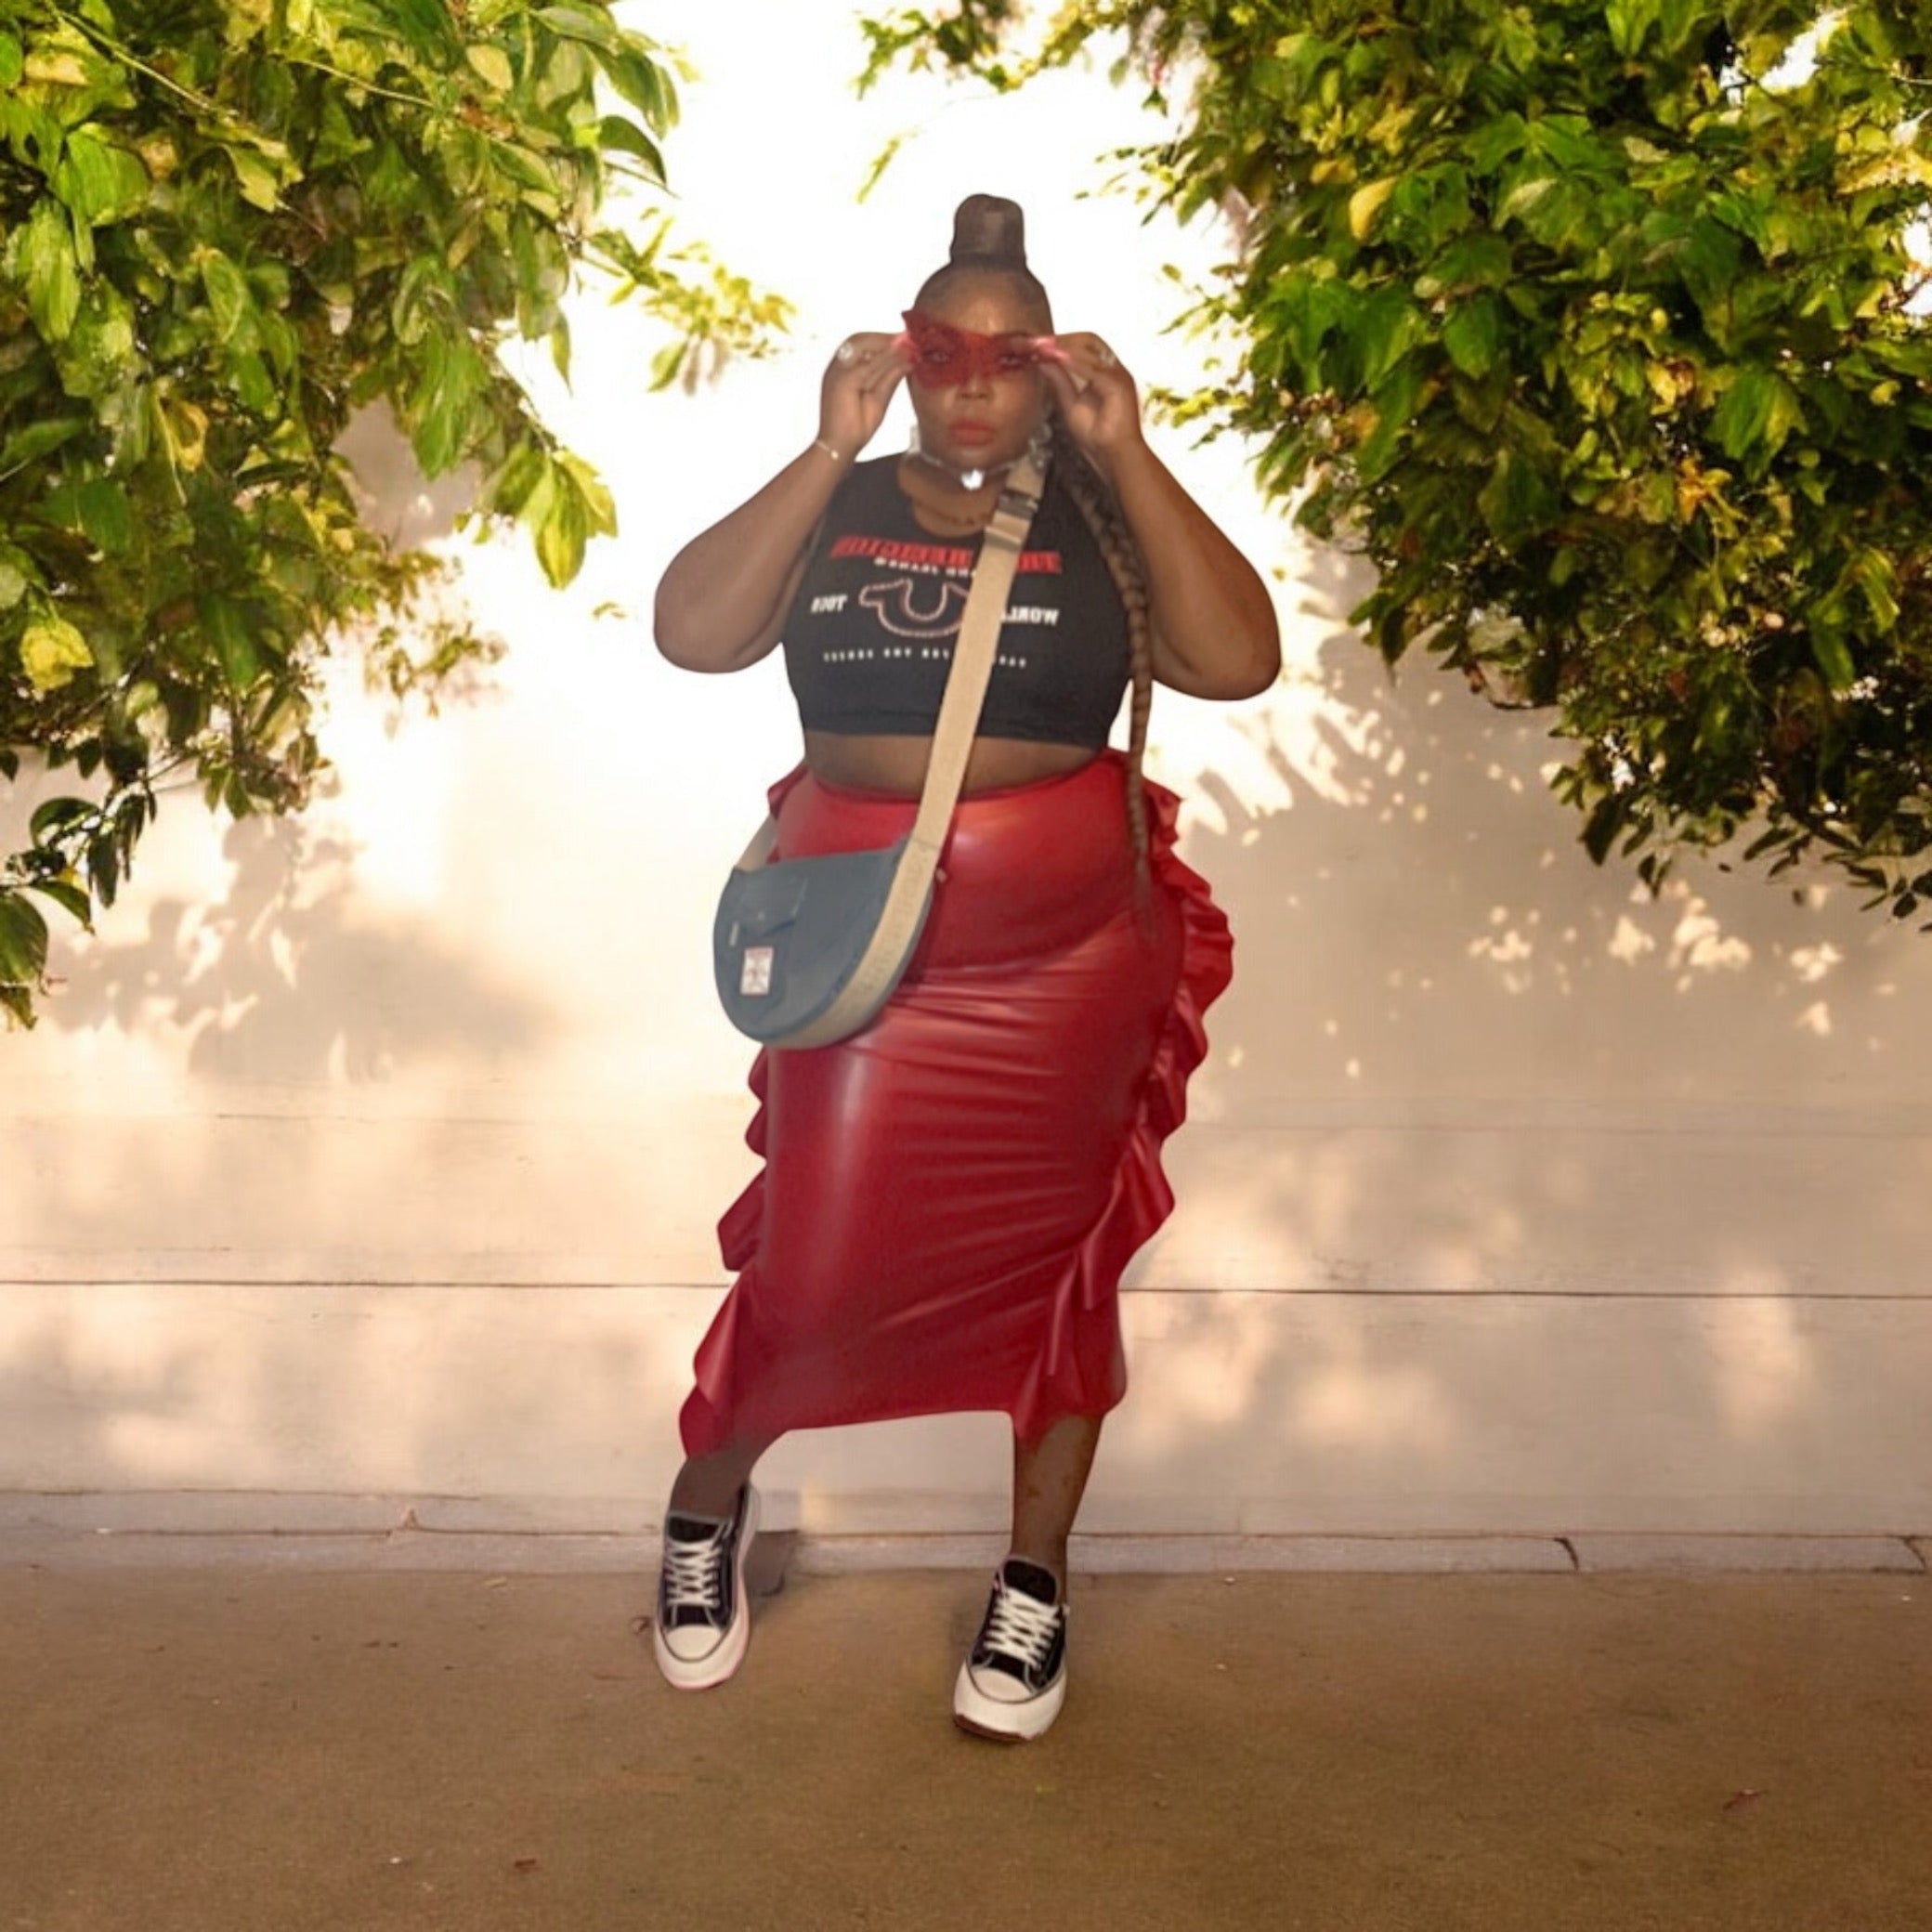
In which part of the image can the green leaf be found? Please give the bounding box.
[1478,447,1560,542]
[30,797,95,846]
[480,438,549,518]
[598,114,665,183]
[20,615,94,691]
[1524,116,1599,174]
[16,199,82,343]
[42,476,134,554]
[0,33,23,89]
[1847,550,1899,633]
[1416,232,1514,299]
[1496,173,1557,226]
[490,142,562,200]
[1355,358,1426,482]
[1442,294,1504,379]
[223,143,284,212]
[1462,113,1529,174]
[410,333,488,477]
[1674,220,1746,328]
[25,877,92,929]
[1711,369,1805,464]
[1347,176,1396,242]
[200,594,262,689]
[198,249,256,347]
[1809,625,1856,693]
[1354,289,1426,389]
[510,216,566,337]
[87,836,121,907]
[0,892,51,983]
[54,284,139,400]
[0,414,89,479]
[602,45,675,133]
[535,476,589,587]
[52,127,151,227]
[466,44,516,92]
[558,451,617,535]
[1582,793,1628,866]
[377,0,460,58]
[1605,0,1662,57]
[537,7,625,56]
[392,254,451,346]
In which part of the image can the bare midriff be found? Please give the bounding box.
[803,729,1096,797]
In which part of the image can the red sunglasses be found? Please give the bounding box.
[897,308,1070,388]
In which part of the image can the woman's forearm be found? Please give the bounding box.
[653,443,846,672]
[1100,440,1282,700]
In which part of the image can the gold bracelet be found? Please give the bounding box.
[813,437,846,464]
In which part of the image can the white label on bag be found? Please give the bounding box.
[740,946,774,997]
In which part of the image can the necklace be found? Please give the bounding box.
[909,449,1010,493]
[894,453,1003,535]
[895,427,1051,536]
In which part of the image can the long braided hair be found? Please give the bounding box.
[1049,415,1155,913]
[916,195,1157,912]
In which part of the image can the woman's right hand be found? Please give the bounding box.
[817,331,910,461]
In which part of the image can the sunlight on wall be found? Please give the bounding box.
[1704,1286,1816,1439]
[1126,1296,1278,1446]
[1293,1349,1457,1456]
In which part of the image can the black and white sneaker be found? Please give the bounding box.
[651,1482,760,1691]
[952,1556,1068,1742]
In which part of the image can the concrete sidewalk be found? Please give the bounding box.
[3,1554,1928,1932]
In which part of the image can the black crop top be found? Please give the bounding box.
[780,455,1131,748]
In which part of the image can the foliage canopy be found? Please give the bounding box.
[862,1,1932,919]
[0,0,789,1023]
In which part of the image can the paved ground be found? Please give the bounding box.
[3,1559,1928,1931]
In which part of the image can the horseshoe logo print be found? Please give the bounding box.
[858,577,970,641]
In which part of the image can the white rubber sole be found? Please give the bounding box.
[651,1482,760,1692]
[951,1656,1067,1742]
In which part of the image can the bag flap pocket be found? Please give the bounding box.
[719,863,812,941]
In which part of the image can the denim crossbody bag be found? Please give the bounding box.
[713,450,1044,1049]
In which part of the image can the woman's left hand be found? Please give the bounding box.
[1038,332,1145,472]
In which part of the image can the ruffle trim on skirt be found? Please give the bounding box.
[1005,777,1231,1439]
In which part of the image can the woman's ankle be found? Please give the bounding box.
[668,1457,751,1521]
[1007,1543,1068,1595]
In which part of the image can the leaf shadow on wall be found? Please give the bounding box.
[1097,534,1932,1528]
[42,813,553,1081]
[3,806,682,1505]
[1184,537,1928,1108]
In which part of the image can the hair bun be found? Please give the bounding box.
[948,193,1026,268]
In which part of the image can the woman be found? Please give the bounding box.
[650,195,1279,1742]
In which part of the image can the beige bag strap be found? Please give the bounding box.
[733,447,1046,1047]
[907,447,1047,858]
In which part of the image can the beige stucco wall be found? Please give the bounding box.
[4,3,1927,1538]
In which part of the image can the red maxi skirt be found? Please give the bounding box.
[677,750,1233,1456]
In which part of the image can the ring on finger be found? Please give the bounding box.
[835,340,859,364]
[1095,344,1117,369]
